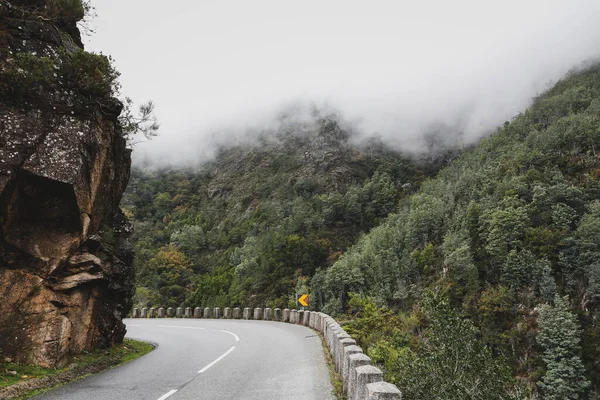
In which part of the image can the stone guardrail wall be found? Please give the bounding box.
[131,307,402,400]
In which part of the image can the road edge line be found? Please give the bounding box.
[198,346,236,374]
[219,330,240,342]
[156,389,178,400]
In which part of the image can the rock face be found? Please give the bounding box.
[0,0,134,367]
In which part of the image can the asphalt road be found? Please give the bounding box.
[34,319,334,400]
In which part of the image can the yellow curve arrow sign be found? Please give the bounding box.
[298,294,309,307]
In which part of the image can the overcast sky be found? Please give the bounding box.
[85,0,600,165]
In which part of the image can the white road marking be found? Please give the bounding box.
[198,346,236,374]
[157,326,206,330]
[157,389,178,400]
[219,330,240,342]
[151,325,240,375]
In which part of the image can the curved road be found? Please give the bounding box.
[35,319,334,400]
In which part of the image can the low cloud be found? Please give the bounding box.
[86,0,600,166]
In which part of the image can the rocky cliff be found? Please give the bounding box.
[0,0,134,367]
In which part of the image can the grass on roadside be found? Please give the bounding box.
[0,339,154,397]
[69,338,154,367]
[319,334,345,400]
[0,363,58,389]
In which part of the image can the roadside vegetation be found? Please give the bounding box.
[0,339,154,399]
[324,65,600,399]
[319,334,345,400]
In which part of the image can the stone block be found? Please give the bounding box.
[350,365,383,400]
[167,307,174,318]
[158,307,166,318]
[326,325,342,355]
[204,307,211,319]
[346,353,371,396]
[283,308,290,322]
[141,307,148,318]
[366,381,402,400]
[325,324,338,351]
[176,307,183,318]
[254,308,263,320]
[185,307,192,318]
[243,307,251,320]
[319,312,327,332]
[274,308,281,321]
[214,307,221,319]
[233,307,241,319]
[297,310,304,324]
[315,312,322,331]
[324,318,338,343]
[342,345,363,392]
[264,308,272,321]
[194,307,202,318]
[337,339,357,375]
[290,310,298,324]
[303,311,311,326]
[132,308,139,318]
[224,307,232,319]
[332,330,351,362]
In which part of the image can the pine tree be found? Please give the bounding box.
[537,295,590,399]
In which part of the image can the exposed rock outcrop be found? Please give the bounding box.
[0,0,134,367]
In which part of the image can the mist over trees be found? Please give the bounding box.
[310,65,600,398]
[124,114,445,308]
[124,64,600,398]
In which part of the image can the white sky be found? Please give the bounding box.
[85,0,600,165]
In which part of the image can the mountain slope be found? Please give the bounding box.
[124,115,448,308]
[316,65,600,397]
[126,62,600,399]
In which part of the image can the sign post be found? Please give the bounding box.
[296,293,309,309]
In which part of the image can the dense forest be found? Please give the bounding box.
[322,65,600,399]
[123,113,452,309]
[125,65,600,399]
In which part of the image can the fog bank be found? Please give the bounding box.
[85,0,600,166]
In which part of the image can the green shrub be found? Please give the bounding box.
[0,49,120,112]
[394,294,526,400]
[47,0,85,23]
[0,53,55,97]
[63,50,121,100]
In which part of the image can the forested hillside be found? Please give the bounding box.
[316,65,600,399]
[123,114,449,309]
[126,64,600,398]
